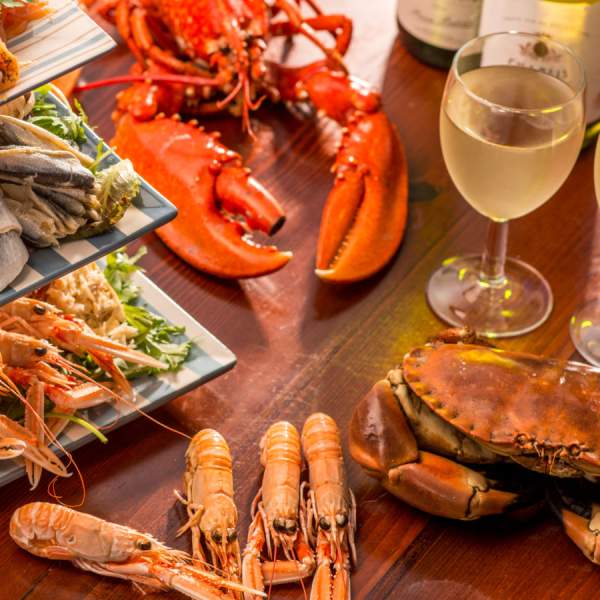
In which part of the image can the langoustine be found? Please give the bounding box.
[242,421,315,597]
[10,502,264,599]
[177,429,242,588]
[302,413,356,600]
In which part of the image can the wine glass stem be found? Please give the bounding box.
[480,219,508,287]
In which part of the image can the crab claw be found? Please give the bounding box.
[112,114,291,279]
[549,480,600,565]
[349,380,521,520]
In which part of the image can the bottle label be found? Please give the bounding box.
[479,0,600,123]
[397,0,482,51]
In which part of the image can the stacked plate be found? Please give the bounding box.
[0,1,236,486]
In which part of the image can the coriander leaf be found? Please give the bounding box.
[103,248,192,377]
[29,87,87,146]
[104,246,146,304]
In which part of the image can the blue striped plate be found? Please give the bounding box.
[0,266,236,487]
[2,0,116,105]
[0,93,178,305]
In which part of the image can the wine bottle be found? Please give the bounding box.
[479,0,600,138]
[397,0,482,69]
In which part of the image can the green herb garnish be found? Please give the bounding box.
[104,248,192,377]
[47,412,109,444]
[29,84,87,145]
[104,246,145,303]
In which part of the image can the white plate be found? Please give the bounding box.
[0,93,178,305]
[0,268,236,487]
[2,0,115,104]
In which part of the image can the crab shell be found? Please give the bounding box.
[401,343,600,478]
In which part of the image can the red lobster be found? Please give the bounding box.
[82,0,408,282]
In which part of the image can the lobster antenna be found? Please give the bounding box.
[74,74,221,92]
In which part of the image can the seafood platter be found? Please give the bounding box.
[1,0,598,598]
[0,251,236,487]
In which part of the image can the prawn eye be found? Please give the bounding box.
[212,530,222,543]
[272,518,286,532]
[136,540,152,551]
[285,520,297,535]
[34,346,47,357]
[319,517,331,531]
[335,514,348,527]
[227,529,237,543]
[33,304,46,315]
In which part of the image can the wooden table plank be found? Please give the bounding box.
[1,1,600,598]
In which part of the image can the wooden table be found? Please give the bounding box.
[3,1,600,598]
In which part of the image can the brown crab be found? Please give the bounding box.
[349,329,600,564]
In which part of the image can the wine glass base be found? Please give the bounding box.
[427,254,553,338]
[570,300,600,367]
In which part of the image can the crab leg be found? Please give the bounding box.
[112,114,292,278]
[350,380,520,520]
[560,508,600,564]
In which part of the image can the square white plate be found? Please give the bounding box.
[2,0,116,104]
[0,92,178,305]
[0,267,236,486]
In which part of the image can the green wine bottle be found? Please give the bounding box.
[397,0,482,69]
[479,0,600,142]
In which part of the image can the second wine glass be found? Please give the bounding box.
[428,32,586,337]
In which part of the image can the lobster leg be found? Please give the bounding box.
[273,63,408,283]
[117,0,214,77]
[112,114,292,278]
[269,13,353,60]
[349,379,523,520]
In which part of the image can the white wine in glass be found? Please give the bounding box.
[441,66,583,221]
[570,136,600,364]
[429,32,586,337]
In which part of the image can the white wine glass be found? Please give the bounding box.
[428,32,586,337]
[570,136,600,363]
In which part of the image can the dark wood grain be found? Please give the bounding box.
[1,1,599,599]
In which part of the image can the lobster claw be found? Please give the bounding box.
[315,111,408,283]
[112,114,292,278]
[274,64,408,283]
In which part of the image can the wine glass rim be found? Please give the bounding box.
[451,31,586,114]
